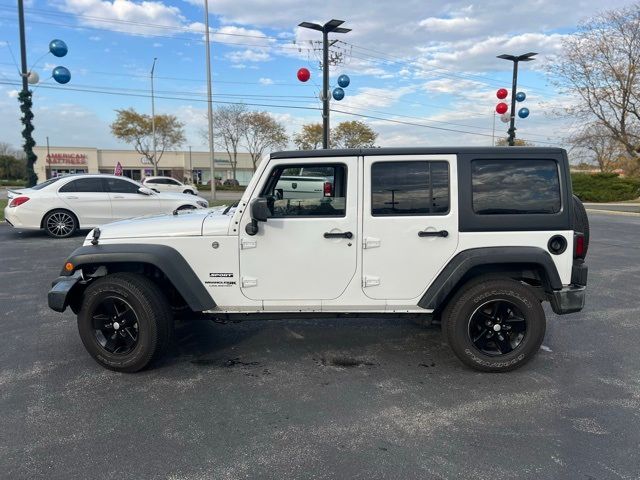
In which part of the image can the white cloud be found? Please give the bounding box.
[418,16,480,31]
[7,89,19,99]
[88,35,101,41]
[259,77,274,85]
[226,49,271,63]
[153,42,162,47]
[56,0,186,36]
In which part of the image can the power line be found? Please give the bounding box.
[0,79,557,144]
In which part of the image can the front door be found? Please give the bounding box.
[362,155,459,300]
[239,157,358,301]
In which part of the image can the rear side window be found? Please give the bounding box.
[59,178,104,193]
[472,159,561,214]
[371,161,450,216]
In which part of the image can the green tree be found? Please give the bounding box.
[110,108,185,175]
[0,154,26,180]
[243,111,288,171]
[332,120,378,148]
[293,123,323,150]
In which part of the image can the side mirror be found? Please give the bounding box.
[138,187,154,195]
[246,197,272,235]
[250,197,271,222]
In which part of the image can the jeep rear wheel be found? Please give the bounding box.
[442,278,546,372]
[77,273,172,372]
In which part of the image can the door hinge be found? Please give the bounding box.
[241,277,258,288]
[363,237,381,249]
[363,275,380,287]
[241,238,257,250]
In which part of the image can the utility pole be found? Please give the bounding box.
[188,145,192,183]
[203,0,216,200]
[46,136,51,178]
[299,19,351,149]
[150,57,157,175]
[497,52,537,146]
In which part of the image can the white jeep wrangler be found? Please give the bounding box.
[49,147,589,373]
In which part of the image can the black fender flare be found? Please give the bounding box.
[418,246,562,310]
[58,243,215,312]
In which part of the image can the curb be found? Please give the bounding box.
[586,208,640,217]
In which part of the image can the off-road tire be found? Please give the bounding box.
[77,273,173,372]
[572,195,589,256]
[442,278,546,373]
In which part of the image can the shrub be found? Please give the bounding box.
[571,172,640,202]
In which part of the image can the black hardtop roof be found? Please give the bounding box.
[271,146,566,159]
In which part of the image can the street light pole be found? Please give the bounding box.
[150,57,157,175]
[299,19,351,149]
[497,52,537,146]
[203,0,216,200]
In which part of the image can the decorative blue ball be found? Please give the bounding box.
[52,66,71,84]
[518,107,530,119]
[49,39,68,58]
[337,74,350,88]
[515,91,526,102]
[332,87,345,101]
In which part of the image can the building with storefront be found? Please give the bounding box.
[32,146,258,185]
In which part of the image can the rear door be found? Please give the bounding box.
[362,155,459,300]
[104,177,161,220]
[57,177,112,226]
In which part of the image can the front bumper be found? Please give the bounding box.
[549,285,586,315]
[48,271,82,312]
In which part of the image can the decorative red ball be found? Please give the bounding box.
[496,102,509,115]
[297,68,310,82]
[496,88,508,99]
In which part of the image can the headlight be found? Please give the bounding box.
[197,201,209,208]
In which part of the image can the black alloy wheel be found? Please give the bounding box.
[468,299,527,356]
[91,296,139,355]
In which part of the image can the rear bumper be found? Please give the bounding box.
[48,271,82,313]
[549,285,586,315]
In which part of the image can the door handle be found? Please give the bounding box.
[418,230,449,238]
[324,231,353,239]
[113,195,125,199]
[65,196,79,200]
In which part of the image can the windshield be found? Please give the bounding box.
[31,177,64,190]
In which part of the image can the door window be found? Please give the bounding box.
[59,178,104,193]
[261,163,346,218]
[371,161,449,216]
[105,178,141,194]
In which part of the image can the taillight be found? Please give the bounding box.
[574,233,585,259]
[9,196,30,207]
[323,181,332,197]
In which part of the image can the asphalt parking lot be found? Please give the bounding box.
[1,212,639,480]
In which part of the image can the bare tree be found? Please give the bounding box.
[568,123,623,172]
[212,104,248,180]
[549,4,640,169]
[243,111,288,171]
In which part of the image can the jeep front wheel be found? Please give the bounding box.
[77,273,172,372]
[442,278,546,372]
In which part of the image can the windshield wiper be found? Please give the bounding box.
[223,201,240,215]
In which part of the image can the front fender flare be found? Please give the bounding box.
[58,243,215,312]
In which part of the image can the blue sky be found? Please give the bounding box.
[0,0,634,153]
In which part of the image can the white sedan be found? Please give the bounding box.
[142,176,199,195]
[4,174,209,238]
